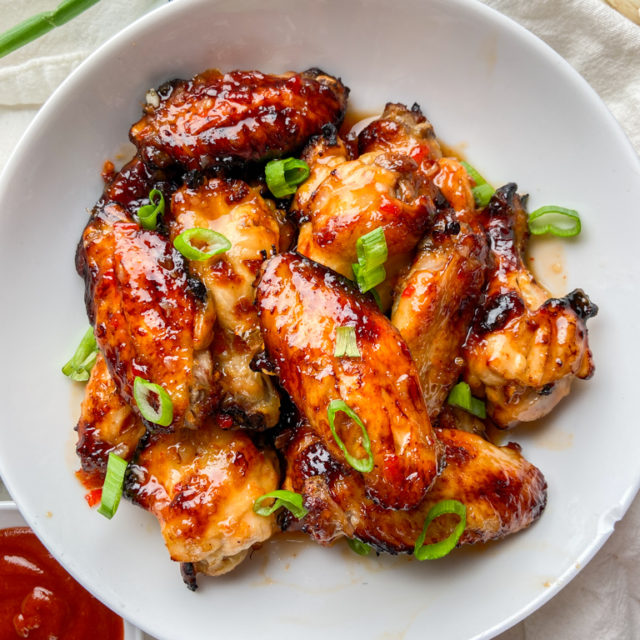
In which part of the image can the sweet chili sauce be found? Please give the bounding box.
[0,527,123,640]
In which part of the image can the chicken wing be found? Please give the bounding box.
[282,423,546,553]
[391,212,489,420]
[77,158,215,430]
[130,68,348,171]
[256,253,441,510]
[75,353,145,476]
[464,184,597,427]
[125,422,279,584]
[293,103,441,309]
[169,177,281,429]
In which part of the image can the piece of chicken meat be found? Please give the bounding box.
[76,156,215,430]
[169,177,282,429]
[282,422,546,553]
[293,103,442,309]
[464,184,597,427]
[256,253,441,510]
[130,68,348,171]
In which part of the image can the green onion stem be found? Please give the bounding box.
[347,538,372,556]
[61,326,98,382]
[0,0,101,59]
[413,499,467,560]
[253,490,308,519]
[98,452,127,520]
[460,161,494,208]
[447,382,486,419]
[334,326,360,358]
[327,400,374,473]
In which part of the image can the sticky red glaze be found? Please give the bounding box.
[130,69,349,170]
[0,528,123,640]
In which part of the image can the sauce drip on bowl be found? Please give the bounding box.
[0,527,123,640]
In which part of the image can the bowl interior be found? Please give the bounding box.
[0,1,639,639]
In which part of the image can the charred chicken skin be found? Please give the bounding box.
[282,422,546,552]
[76,158,215,431]
[293,103,441,308]
[464,184,597,427]
[125,423,279,583]
[130,68,349,171]
[170,177,281,429]
[256,253,441,510]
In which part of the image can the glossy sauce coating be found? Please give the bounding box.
[464,184,597,427]
[170,177,281,429]
[256,253,441,510]
[130,68,348,170]
[283,425,547,553]
[0,527,123,640]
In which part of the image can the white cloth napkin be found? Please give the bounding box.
[0,1,638,639]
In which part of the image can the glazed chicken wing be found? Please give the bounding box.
[170,177,281,429]
[130,68,348,171]
[256,253,441,510]
[76,157,215,430]
[283,423,546,552]
[464,184,597,427]
[293,104,442,309]
[75,353,145,476]
[391,211,488,420]
[125,423,279,584]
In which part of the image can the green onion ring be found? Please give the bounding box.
[61,326,98,382]
[253,490,308,519]
[327,399,374,473]
[528,205,581,237]
[334,326,361,358]
[447,382,486,419]
[265,158,310,198]
[460,161,495,208]
[98,453,128,520]
[413,499,467,560]
[356,227,388,270]
[173,228,231,261]
[137,188,165,231]
[347,538,372,556]
[133,377,173,427]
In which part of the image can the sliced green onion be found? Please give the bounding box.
[253,490,308,519]
[173,228,231,261]
[327,399,374,473]
[347,538,371,556]
[137,189,165,230]
[334,326,361,358]
[447,382,486,419]
[352,263,386,293]
[133,377,173,427]
[352,227,388,293]
[460,161,494,208]
[356,227,388,270]
[528,206,581,237]
[0,0,100,59]
[61,327,98,382]
[265,158,310,198]
[98,453,127,520]
[413,499,467,560]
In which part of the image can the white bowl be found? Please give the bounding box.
[0,502,142,640]
[0,1,639,639]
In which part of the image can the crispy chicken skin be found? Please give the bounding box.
[293,104,441,308]
[75,353,145,476]
[283,423,546,553]
[170,177,282,428]
[130,68,348,171]
[464,184,597,427]
[125,423,279,581]
[256,253,441,510]
[76,158,215,431]
[392,212,489,420]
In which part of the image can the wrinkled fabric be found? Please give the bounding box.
[0,1,639,639]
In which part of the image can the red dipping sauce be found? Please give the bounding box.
[0,527,123,640]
